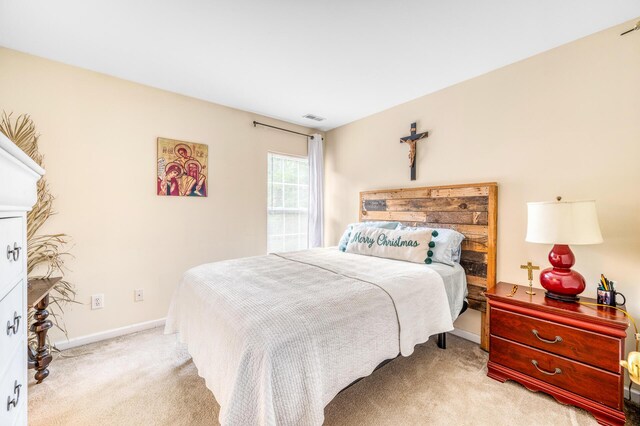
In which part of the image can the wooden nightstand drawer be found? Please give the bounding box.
[490,335,622,410]
[487,282,629,425]
[491,307,622,372]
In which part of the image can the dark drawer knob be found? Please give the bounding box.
[532,329,562,344]
[6,311,21,336]
[6,380,21,411]
[6,243,21,262]
[531,359,562,376]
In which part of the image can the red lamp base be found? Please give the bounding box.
[540,244,586,303]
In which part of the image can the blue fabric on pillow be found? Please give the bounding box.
[338,221,400,252]
[451,244,462,263]
[337,226,353,252]
[396,225,464,266]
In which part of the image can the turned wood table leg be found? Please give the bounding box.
[30,294,53,383]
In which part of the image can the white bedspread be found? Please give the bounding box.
[165,248,456,426]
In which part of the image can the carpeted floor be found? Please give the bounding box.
[28,327,639,425]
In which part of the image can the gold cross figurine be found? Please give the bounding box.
[520,261,540,295]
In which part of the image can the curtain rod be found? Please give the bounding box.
[253,121,313,138]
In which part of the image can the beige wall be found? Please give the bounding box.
[325,19,640,346]
[0,48,315,341]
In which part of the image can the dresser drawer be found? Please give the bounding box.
[491,307,622,372]
[490,335,622,409]
[0,281,24,379]
[0,217,24,295]
[0,343,27,426]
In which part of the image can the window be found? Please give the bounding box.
[267,153,309,253]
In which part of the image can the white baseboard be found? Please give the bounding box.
[625,386,640,404]
[450,328,481,345]
[53,321,479,351]
[54,318,166,351]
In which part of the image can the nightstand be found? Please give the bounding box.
[486,282,629,426]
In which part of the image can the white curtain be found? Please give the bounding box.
[308,133,324,248]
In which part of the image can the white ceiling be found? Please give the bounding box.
[1,1,639,131]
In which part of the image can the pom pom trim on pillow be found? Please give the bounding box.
[396,225,464,266]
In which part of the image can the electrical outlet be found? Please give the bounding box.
[91,294,104,310]
[134,289,144,302]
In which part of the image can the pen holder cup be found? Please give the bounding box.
[597,289,626,307]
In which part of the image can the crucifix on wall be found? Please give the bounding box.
[400,122,428,180]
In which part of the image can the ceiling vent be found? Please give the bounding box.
[302,114,326,122]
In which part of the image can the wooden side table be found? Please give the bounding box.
[27,277,60,383]
[486,282,629,425]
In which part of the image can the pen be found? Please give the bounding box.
[600,274,608,291]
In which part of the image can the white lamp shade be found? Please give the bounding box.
[526,200,603,245]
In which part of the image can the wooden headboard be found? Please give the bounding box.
[359,182,497,349]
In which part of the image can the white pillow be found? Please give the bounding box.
[397,225,464,266]
[345,226,436,264]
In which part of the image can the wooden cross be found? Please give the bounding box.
[520,261,540,295]
[400,122,428,181]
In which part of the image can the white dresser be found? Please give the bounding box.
[0,132,45,426]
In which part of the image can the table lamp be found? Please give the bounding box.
[525,197,603,302]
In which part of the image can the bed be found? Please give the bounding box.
[165,182,498,426]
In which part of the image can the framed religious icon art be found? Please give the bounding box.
[157,137,208,197]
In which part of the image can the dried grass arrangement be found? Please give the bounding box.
[0,112,77,350]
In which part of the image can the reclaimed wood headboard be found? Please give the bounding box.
[359,182,497,349]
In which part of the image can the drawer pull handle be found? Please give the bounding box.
[6,380,21,411]
[532,329,562,344]
[6,311,21,336]
[6,243,21,262]
[531,360,562,376]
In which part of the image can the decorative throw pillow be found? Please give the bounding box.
[337,221,400,252]
[345,226,437,264]
[397,225,465,266]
